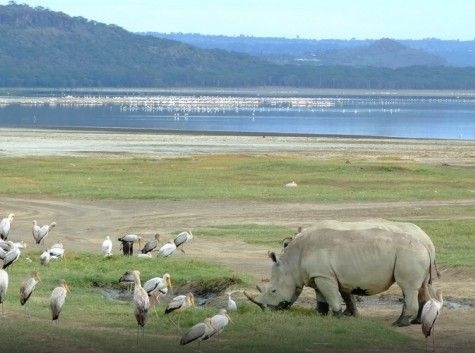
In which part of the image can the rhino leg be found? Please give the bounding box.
[412,283,432,324]
[342,293,359,317]
[313,277,343,317]
[393,289,419,327]
[314,290,330,315]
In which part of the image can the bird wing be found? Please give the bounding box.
[102,239,112,253]
[158,243,176,257]
[143,277,161,293]
[50,287,67,319]
[20,277,37,305]
[165,295,185,313]
[141,239,157,254]
[180,322,207,345]
[421,300,439,337]
[2,248,20,269]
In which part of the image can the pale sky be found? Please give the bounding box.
[2,0,474,40]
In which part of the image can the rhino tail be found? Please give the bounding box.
[428,251,441,285]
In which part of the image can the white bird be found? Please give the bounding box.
[157,241,177,257]
[49,241,63,250]
[12,241,27,249]
[143,273,173,297]
[173,230,193,253]
[20,270,40,316]
[0,268,8,315]
[422,289,444,352]
[0,240,12,260]
[50,279,69,321]
[227,292,237,311]
[102,236,113,257]
[120,270,150,342]
[2,241,21,270]
[40,250,51,266]
[285,180,297,187]
[0,213,14,240]
[165,292,195,328]
[32,220,56,245]
[180,308,231,345]
[49,246,65,260]
[133,270,149,333]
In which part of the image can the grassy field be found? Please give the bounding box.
[0,154,473,352]
[1,248,416,353]
[1,155,474,201]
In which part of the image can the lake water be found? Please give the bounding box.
[0,95,474,139]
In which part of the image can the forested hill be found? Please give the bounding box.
[1,3,475,89]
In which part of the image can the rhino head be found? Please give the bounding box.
[245,251,303,310]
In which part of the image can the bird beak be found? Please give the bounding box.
[167,278,174,295]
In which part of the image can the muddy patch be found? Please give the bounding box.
[98,276,242,306]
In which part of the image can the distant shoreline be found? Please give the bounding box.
[2,87,475,98]
[0,125,462,141]
[1,128,474,167]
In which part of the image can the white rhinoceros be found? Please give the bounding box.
[245,219,439,327]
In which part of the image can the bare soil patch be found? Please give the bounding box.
[1,128,474,352]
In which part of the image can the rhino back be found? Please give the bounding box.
[285,220,432,295]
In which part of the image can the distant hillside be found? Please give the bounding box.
[1,4,475,89]
[150,33,475,68]
[0,3,279,87]
[299,38,446,68]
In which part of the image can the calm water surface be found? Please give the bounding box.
[0,95,474,139]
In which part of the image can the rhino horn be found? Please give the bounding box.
[256,284,263,293]
[244,291,265,310]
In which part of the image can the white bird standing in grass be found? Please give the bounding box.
[165,292,195,328]
[131,270,150,342]
[227,292,237,311]
[143,273,173,297]
[48,245,65,261]
[102,236,112,256]
[2,241,21,270]
[50,279,69,321]
[180,308,231,345]
[158,241,177,257]
[422,289,444,352]
[32,220,56,245]
[20,270,40,317]
[0,268,8,315]
[40,250,51,266]
[0,213,14,240]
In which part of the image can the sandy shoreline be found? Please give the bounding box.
[1,127,474,165]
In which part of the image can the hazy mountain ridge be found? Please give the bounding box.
[150,33,474,68]
[1,3,475,89]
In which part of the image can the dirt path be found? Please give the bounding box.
[1,128,474,352]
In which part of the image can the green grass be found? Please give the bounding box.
[411,219,475,267]
[0,250,417,353]
[0,153,473,352]
[0,155,473,201]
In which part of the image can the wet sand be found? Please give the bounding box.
[1,128,474,166]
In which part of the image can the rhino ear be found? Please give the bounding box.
[268,251,278,263]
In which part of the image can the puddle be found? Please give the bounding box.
[98,287,216,306]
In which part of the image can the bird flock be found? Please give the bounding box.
[0,211,232,348]
[0,210,446,350]
[1,212,71,322]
